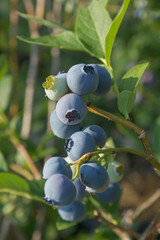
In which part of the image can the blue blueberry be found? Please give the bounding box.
[56,93,87,125]
[50,110,81,139]
[79,162,109,190]
[96,182,121,203]
[67,63,99,95]
[91,64,112,95]
[107,161,124,183]
[42,156,72,180]
[85,180,109,194]
[43,72,68,101]
[73,177,87,201]
[65,131,96,161]
[58,201,86,222]
[82,125,107,148]
[44,174,76,206]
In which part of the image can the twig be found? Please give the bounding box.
[7,129,41,180]
[139,210,160,240]
[21,0,45,139]
[122,189,160,230]
[67,147,156,172]
[133,189,160,221]
[92,147,149,161]
[87,104,160,172]
[96,207,140,239]
[10,163,34,180]
[88,197,140,239]
[20,44,40,139]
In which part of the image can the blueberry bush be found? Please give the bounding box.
[1,0,160,239]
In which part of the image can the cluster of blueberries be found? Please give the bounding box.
[42,63,122,223]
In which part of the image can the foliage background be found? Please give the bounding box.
[0,0,160,239]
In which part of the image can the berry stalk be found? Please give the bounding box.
[87,104,160,172]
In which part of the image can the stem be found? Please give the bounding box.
[69,153,92,181]
[6,129,41,180]
[21,0,45,139]
[92,148,148,160]
[104,65,119,97]
[88,197,140,239]
[67,147,155,182]
[110,69,119,97]
[99,61,119,97]
[139,210,160,240]
[133,189,160,221]
[87,104,160,172]
[10,163,34,180]
[67,147,160,172]
[87,104,142,134]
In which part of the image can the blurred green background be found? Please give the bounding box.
[0,0,160,239]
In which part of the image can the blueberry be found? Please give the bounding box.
[82,125,107,148]
[44,174,76,206]
[91,64,112,95]
[50,110,81,139]
[85,180,109,194]
[107,161,124,183]
[96,182,121,203]
[43,72,68,101]
[42,156,72,180]
[58,201,86,222]
[73,177,87,201]
[67,63,99,95]
[56,93,87,125]
[65,131,96,161]
[79,162,109,190]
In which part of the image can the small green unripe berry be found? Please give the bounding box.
[43,73,68,101]
[107,161,124,183]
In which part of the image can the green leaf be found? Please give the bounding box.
[0,75,12,110]
[0,152,8,172]
[0,173,44,203]
[17,31,85,51]
[0,55,8,79]
[119,62,149,92]
[75,0,112,59]
[118,63,149,118]
[118,90,136,118]
[105,0,130,67]
[56,217,77,230]
[17,11,68,31]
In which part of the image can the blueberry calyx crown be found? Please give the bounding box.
[65,138,74,152]
[115,164,124,176]
[65,109,80,122]
[43,197,53,205]
[43,197,58,208]
[83,65,94,75]
[42,75,56,90]
[57,70,65,75]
